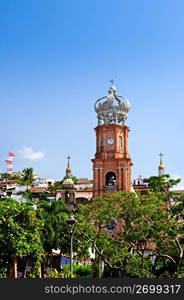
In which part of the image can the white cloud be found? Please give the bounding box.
[19,147,45,160]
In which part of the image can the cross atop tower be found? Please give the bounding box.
[158,152,165,175]
[158,152,164,164]
[110,79,115,85]
[67,155,71,168]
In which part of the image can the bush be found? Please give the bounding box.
[44,264,98,278]
[73,265,93,278]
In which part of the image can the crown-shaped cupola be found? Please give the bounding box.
[94,80,131,126]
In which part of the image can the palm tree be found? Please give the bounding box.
[48,181,63,196]
[37,200,70,271]
[19,168,36,190]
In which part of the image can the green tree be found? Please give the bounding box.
[37,200,71,271]
[48,181,63,195]
[148,174,183,215]
[148,174,180,193]
[0,198,43,277]
[76,190,184,278]
[37,199,90,274]
[19,168,36,190]
[71,176,78,184]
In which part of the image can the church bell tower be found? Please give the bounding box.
[61,156,76,209]
[91,81,133,198]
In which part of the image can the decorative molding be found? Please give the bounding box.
[118,166,131,170]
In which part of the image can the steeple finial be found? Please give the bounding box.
[158,152,165,175]
[65,155,72,178]
[67,155,71,169]
[159,152,164,165]
[110,78,115,86]
[62,155,74,187]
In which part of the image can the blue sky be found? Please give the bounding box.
[0,0,184,187]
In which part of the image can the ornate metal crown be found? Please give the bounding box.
[94,81,131,126]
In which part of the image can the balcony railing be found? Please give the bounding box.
[104,185,117,192]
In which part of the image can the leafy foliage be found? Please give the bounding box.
[0,198,43,277]
[76,187,184,278]
[0,174,183,278]
[48,181,63,195]
[37,199,70,254]
[18,168,36,189]
[44,264,98,278]
[148,174,180,193]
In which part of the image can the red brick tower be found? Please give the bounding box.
[92,81,133,197]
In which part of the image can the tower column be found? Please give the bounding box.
[93,166,103,197]
[100,168,104,196]
[122,167,126,190]
[115,129,118,153]
[127,167,131,191]
[123,127,129,157]
[117,167,122,190]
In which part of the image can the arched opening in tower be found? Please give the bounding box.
[65,191,70,200]
[106,172,116,186]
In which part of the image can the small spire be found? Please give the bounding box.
[65,155,72,178]
[159,152,164,165]
[158,152,165,175]
[62,155,74,187]
[110,79,115,86]
[67,155,71,169]
[108,79,116,94]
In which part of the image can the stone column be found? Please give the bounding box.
[99,167,104,197]
[117,167,122,190]
[95,128,98,154]
[127,166,131,191]
[93,167,98,197]
[114,129,118,153]
[122,167,126,190]
[123,126,129,157]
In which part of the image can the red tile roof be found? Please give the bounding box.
[29,187,47,193]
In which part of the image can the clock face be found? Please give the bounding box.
[107,137,114,145]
